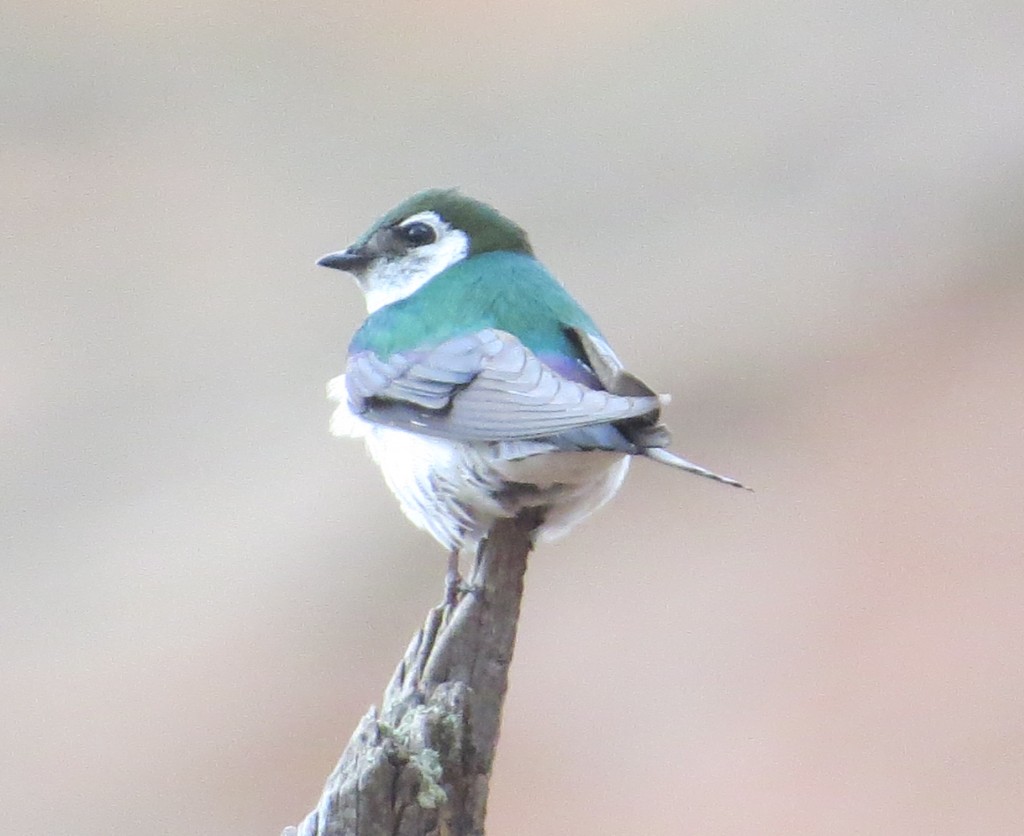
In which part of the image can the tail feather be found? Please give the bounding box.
[643,447,751,491]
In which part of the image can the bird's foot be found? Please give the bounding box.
[444,547,466,608]
[443,566,463,608]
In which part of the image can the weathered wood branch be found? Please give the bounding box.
[283,508,541,836]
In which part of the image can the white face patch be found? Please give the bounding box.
[361,211,470,313]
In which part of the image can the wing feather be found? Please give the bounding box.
[345,328,661,442]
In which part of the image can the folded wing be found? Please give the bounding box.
[346,328,662,442]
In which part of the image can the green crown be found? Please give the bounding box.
[357,189,533,256]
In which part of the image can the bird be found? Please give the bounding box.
[317,189,746,593]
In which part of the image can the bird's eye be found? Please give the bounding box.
[397,221,437,247]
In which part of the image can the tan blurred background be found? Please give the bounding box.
[3,1,1023,833]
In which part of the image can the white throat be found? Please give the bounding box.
[362,213,470,313]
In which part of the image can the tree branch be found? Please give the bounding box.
[283,508,542,836]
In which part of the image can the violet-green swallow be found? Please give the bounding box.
[318,189,745,571]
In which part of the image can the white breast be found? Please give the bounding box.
[328,375,630,551]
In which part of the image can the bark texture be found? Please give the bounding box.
[283,509,541,836]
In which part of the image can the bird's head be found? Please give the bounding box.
[317,188,533,313]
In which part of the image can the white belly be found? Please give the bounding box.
[329,378,630,551]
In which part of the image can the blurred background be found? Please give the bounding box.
[3,1,1023,833]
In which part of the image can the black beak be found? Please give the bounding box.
[316,247,372,273]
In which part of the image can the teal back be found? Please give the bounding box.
[350,251,602,361]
